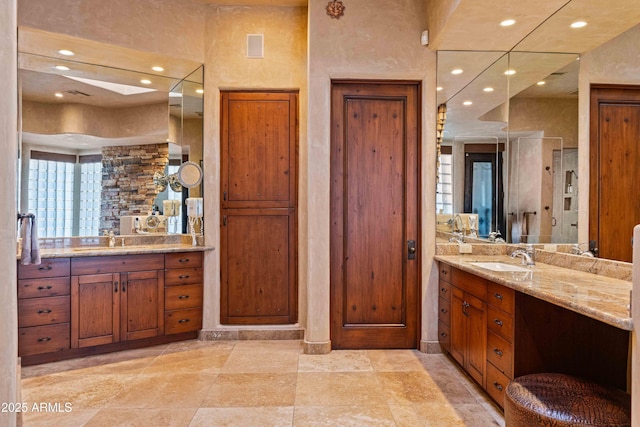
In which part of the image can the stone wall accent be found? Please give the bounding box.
[100,143,169,234]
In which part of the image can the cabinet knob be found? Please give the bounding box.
[440,332,447,338]
[178,318,190,324]
[441,287,447,294]
[440,308,447,314]
[178,275,190,279]
[179,258,190,263]
[37,309,52,314]
[493,382,503,391]
[494,293,503,300]
[178,295,190,300]
[494,319,503,327]
[37,265,52,271]
[493,348,503,356]
[37,337,52,342]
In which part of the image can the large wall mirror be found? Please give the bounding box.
[17,28,203,237]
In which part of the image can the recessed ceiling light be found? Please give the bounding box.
[54,92,63,98]
[436,86,443,91]
[571,21,587,29]
[537,81,546,86]
[451,68,463,75]
[196,88,204,94]
[504,69,516,75]
[57,49,74,56]
[140,79,152,85]
[54,65,70,71]
[483,87,494,92]
[463,101,473,106]
[152,66,164,72]
[500,19,516,27]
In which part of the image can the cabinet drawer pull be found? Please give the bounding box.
[178,318,190,323]
[178,275,190,279]
[37,265,52,271]
[494,319,503,327]
[440,287,447,294]
[178,295,190,300]
[114,281,118,293]
[37,309,52,314]
[493,381,503,391]
[494,293,503,300]
[37,337,52,342]
[462,301,470,316]
[37,285,53,290]
[440,308,447,314]
[493,348,503,356]
[179,258,190,263]
[440,332,447,338]
[441,269,448,276]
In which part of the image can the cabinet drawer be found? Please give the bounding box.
[486,362,510,408]
[487,331,513,378]
[165,268,203,286]
[439,263,451,283]
[165,284,203,310]
[18,323,70,356]
[487,282,514,315]
[18,296,70,328]
[165,308,202,334]
[451,268,487,300]
[487,305,513,342]
[165,252,203,269]
[71,254,164,275]
[439,280,451,301]
[18,258,70,279]
[438,296,451,326]
[438,319,450,352]
[18,277,70,299]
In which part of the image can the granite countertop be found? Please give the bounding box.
[19,244,214,259]
[435,254,632,331]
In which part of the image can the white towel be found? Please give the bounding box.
[20,215,41,265]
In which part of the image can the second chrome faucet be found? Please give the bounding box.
[511,244,536,267]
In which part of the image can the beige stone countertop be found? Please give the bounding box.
[20,244,214,259]
[435,254,632,331]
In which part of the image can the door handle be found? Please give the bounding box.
[407,240,416,260]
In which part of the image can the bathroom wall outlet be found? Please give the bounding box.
[459,243,473,254]
[543,244,558,252]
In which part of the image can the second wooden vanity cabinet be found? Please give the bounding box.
[71,254,165,348]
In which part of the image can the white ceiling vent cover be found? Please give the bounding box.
[247,34,264,59]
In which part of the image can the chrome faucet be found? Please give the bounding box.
[108,231,116,248]
[511,244,535,266]
[571,243,594,257]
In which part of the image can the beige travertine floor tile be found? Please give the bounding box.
[201,373,297,407]
[84,408,197,427]
[142,347,232,374]
[367,349,431,372]
[389,403,502,426]
[107,373,217,408]
[231,339,303,352]
[21,373,134,409]
[298,350,373,372]
[20,408,99,427]
[293,405,396,426]
[295,372,386,406]
[189,406,294,427]
[221,348,299,373]
[164,339,237,353]
[378,370,476,405]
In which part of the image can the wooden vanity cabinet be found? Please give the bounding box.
[164,252,203,334]
[71,254,165,348]
[17,259,71,356]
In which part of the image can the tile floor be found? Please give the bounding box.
[20,340,505,426]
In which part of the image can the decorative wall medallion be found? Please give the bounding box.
[326,0,345,19]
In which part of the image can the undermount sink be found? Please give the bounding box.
[468,262,531,272]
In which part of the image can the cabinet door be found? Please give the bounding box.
[71,273,119,348]
[121,270,164,341]
[449,289,466,366]
[466,293,487,386]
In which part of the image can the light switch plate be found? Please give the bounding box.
[459,243,473,254]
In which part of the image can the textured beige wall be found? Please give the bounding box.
[0,0,18,425]
[510,98,579,149]
[578,24,640,243]
[23,101,169,140]
[306,0,436,351]
[18,0,206,62]
[201,5,308,331]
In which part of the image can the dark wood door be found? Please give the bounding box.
[120,270,164,341]
[71,273,119,348]
[330,81,420,349]
[590,85,640,262]
[220,91,298,324]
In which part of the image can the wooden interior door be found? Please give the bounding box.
[330,81,420,349]
[220,91,298,324]
[590,85,640,262]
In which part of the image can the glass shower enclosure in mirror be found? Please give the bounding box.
[17,28,203,238]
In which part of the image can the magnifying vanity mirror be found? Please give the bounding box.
[17,28,204,237]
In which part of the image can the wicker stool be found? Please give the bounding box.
[504,373,631,426]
